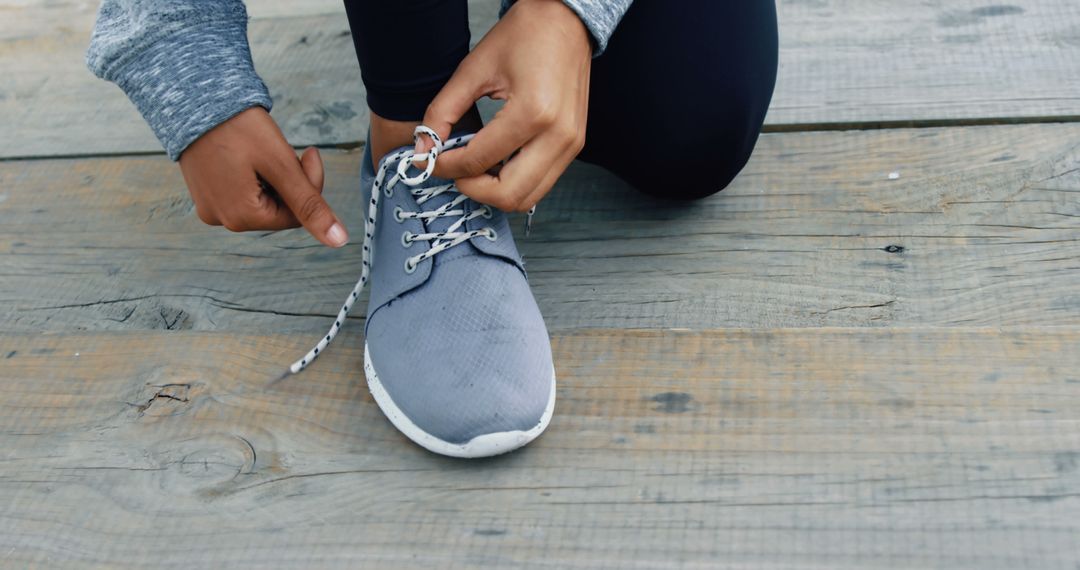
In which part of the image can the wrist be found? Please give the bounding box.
[512,0,593,52]
[107,19,272,161]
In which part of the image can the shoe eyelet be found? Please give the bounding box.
[393,206,405,223]
[403,258,418,274]
[384,185,393,198]
[401,231,414,248]
[483,228,498,242]
[480,206,493,219]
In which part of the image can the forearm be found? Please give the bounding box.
[500,0,634,54]
[86,0,272,160]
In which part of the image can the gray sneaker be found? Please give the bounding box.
[285,127,555,458]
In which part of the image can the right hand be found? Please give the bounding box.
[178,107,348,247]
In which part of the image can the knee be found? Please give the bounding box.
[578,0,777,201]
[622,122,763,201]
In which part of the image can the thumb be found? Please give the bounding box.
[261,148,347,248]
[418,62,486,154]
[300,147,325,191]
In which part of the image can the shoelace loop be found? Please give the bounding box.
[395,126,441,184]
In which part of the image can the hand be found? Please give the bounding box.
[178,107,348,247]
[419,0,592,212]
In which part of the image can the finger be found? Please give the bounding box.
[455,133,566,212]
[194,205,221,227]
[517,146,578,213]
[258,148,348,247]
[419,60,489,153]
[300,147,325,191]
[185,167,250,229]
[230,147,322,232]
[432,100,537,180]
[215,177,301,232]
[516,111,586,210]
[252,184,302,230]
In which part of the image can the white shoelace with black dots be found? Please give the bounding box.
[281,126,485,377]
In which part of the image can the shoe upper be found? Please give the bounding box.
[359,142,554,445]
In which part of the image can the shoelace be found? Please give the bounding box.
[279,126,489,377]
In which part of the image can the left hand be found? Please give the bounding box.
[418,0,592,212]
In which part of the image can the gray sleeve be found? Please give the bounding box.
[500,0,633,55]
[86,0,273,160]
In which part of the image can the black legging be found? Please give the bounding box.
[345,0,778,199]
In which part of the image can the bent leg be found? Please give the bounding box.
[344,0,480,160]
[344,0,470,121]
[578,0,779,200]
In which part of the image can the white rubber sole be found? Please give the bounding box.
[364,343,556,458]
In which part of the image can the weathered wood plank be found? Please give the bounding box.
[3,0,1080,157]
[2,123,1078,332]
[769,0,1080,127]
[1,328,1078,568]
[0,0,498,159]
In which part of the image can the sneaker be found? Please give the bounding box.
[285,126,555,458]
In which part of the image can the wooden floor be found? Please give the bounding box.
[3,1,1080,568]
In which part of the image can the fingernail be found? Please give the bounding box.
[327,223,348,247]
[414,140,423,154]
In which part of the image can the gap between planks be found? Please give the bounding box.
[1,328,1078,568]
[6,0,1080,157]
[10,114,1080,163]
[3,123,1079,332]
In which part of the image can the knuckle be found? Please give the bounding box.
[195,206,219,226]
[524,97,558,128]
[295,193,328,222]
[556,123,578,146]
[460,153,490,176]
[221,217,246,232]
[573,132,587,154]
[491,195,517,212]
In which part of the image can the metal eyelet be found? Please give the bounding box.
[384,184,393,197]
[480,206,493,219]
[403,258,418,274]
[401,232,414,248]
[483,228,498,242]
[393,206,405,223]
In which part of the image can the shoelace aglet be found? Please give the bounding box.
[524,206,536,236]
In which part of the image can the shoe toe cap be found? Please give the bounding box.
[365,258,554,449]
[366,331,555,448]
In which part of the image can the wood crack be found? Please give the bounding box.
[812,300,897,316]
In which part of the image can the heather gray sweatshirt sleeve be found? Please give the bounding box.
[501,0,633,54]
[87,0,628,160]
[86,0,272,160]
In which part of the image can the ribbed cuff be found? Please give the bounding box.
[500,0,633,55]
[109,19,273,160]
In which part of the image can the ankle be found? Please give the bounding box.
[368,106,484,163]
[369,113,420,164]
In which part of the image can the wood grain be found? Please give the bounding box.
[768,0,1080,127]
[0,0,499,159]
[4,0,1080,157]
[3,123,1078,332]
[1,328,1078,568]
[5,1,1079,567]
